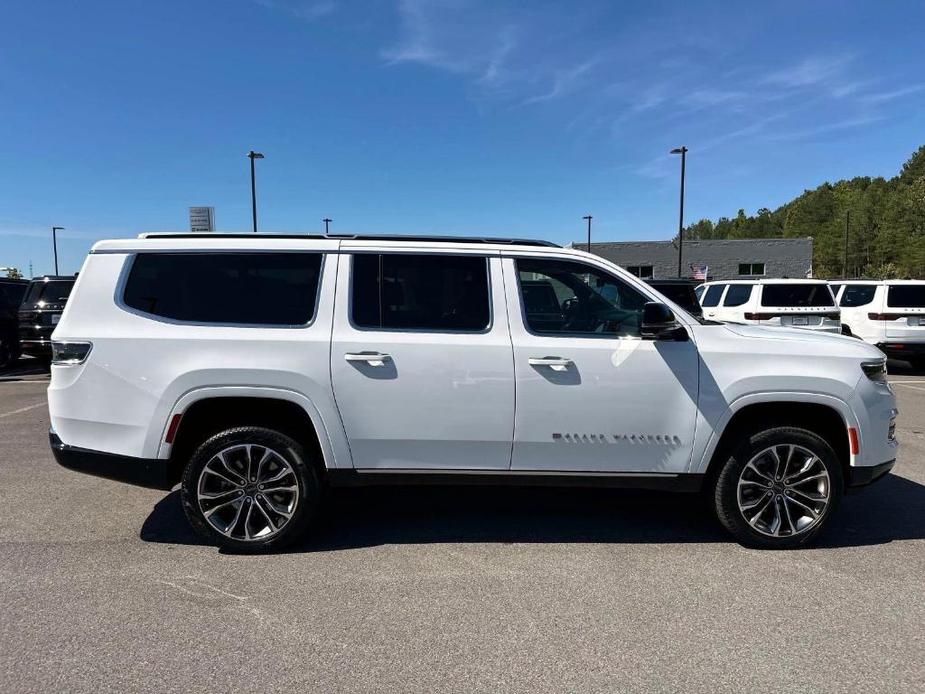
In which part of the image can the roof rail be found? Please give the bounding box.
[137,232,559,247]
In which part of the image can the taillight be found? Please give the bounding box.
[744,312,775,320]
[51,341,92,365]
[868,313,908,320]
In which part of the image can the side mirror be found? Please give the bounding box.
[640,302,688,341]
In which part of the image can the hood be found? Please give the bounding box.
[721,323,884,356]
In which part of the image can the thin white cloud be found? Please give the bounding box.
[255,0,337,22]
[862,85,924,103]
[762,54,852,88]
[522,60,598,105]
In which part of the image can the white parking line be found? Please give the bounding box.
[892,382,925,392]
[0,402,46,418]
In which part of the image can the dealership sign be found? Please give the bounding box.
[189,207,215,232]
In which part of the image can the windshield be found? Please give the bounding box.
[760,283,834,308]
[22,280,74,305]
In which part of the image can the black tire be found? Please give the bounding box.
[0,337,12,369]
[713,426,843,549]
[180,426,321,552]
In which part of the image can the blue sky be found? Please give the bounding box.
[2,0,924,276]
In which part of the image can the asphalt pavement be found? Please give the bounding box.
[1,359,923,693]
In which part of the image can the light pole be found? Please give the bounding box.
[323,218,332,234]
[52,226,64,275]
[583,215,592,253]
[247,151,264,233]
[670,146,688,278]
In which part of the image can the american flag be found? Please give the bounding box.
[690,264,708,280]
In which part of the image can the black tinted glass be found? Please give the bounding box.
[723,284,752,307]
[351,254,490,331]
[23,280,74,305]
[701,284,726,307]
[887,285,925,308]
[761,284,834,307]
[840,284,876,307]
[124,253,322,325]
[649,283,701,314]
[516,258,647,336]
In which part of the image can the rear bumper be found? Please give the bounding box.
[876,342,925,360]
[49,430,173,490]
[847,459,894,491]
[20,338,53,356]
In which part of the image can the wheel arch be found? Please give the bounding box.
[158,387,346,488]
[698,395,854,489]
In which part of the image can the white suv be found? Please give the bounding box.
[830,280,925,368]
[698,279,840,333]
[48,234,897,551]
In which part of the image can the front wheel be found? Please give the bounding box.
[713,427,843,549]
[180,426,321,552]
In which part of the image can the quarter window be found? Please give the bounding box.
[351,254,490,331]
[701,284,726,307]
[123,253,323,325]
[723,284,753,307]
[516,258,647,337]
[887,285,925,308]
[839,284,876,307]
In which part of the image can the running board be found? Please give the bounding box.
[326,469,704,492]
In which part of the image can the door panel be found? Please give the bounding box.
[504,256,699,473]
[330,251,515,470]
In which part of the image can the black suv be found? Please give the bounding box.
[0,278,29,368]
[18,275,76,362]
[644,278,703,318]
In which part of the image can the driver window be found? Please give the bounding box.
[516,258,647,337]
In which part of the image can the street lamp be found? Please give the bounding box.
[670,146,687,278]
[52,226,65,275]
[582,215,592,253]
[323,218,332,234]
[247,151,264,233]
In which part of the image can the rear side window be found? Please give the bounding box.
[887,285,925,308]
[351,253,490,331]
[839,284,877,307]
[761,284,834,308]
[701,284,726,307]
[723,284,753,307]
[123,253,322,325]
[694,285,705,301]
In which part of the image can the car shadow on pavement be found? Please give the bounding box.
[140,473,925,552]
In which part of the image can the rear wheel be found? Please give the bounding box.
[0,337,12,369]
[180,426,320,552]
[713,426,843,549]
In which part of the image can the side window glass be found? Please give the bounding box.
[723,284,753,307]
[351,253,490,331]
[701,284,726,307]
[516,258,647,337]
[839,285,876,307]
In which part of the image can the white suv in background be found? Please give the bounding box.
[830,280,925,368]
[48,234,897,551]
[698,279,840,333]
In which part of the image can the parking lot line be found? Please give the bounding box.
[892,382,925,392]
[0,402,46,418]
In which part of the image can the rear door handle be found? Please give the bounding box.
[528,357,573,372]
[344,352,391,367]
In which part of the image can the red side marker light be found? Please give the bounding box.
[165,413,182,444]
[847,427,860,456]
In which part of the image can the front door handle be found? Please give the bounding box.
[528,356,573,372]
[345,352,391,367]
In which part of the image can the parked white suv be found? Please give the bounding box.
[48,234,897,551]
[698,279,840,333]
[830,280,925,369]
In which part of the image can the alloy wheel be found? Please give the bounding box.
[197,443,299,541]
[736,443,831,538]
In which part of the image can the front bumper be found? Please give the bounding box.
[847,459,895,491]
[50,430,173,490]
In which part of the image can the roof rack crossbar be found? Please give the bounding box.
[138,232,559,247]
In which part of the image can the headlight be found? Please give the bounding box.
[51,341,93,365]
[860,359,887,383]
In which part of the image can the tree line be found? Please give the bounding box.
[685,145,925,279]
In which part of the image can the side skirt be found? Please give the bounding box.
[327,468,704,492]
